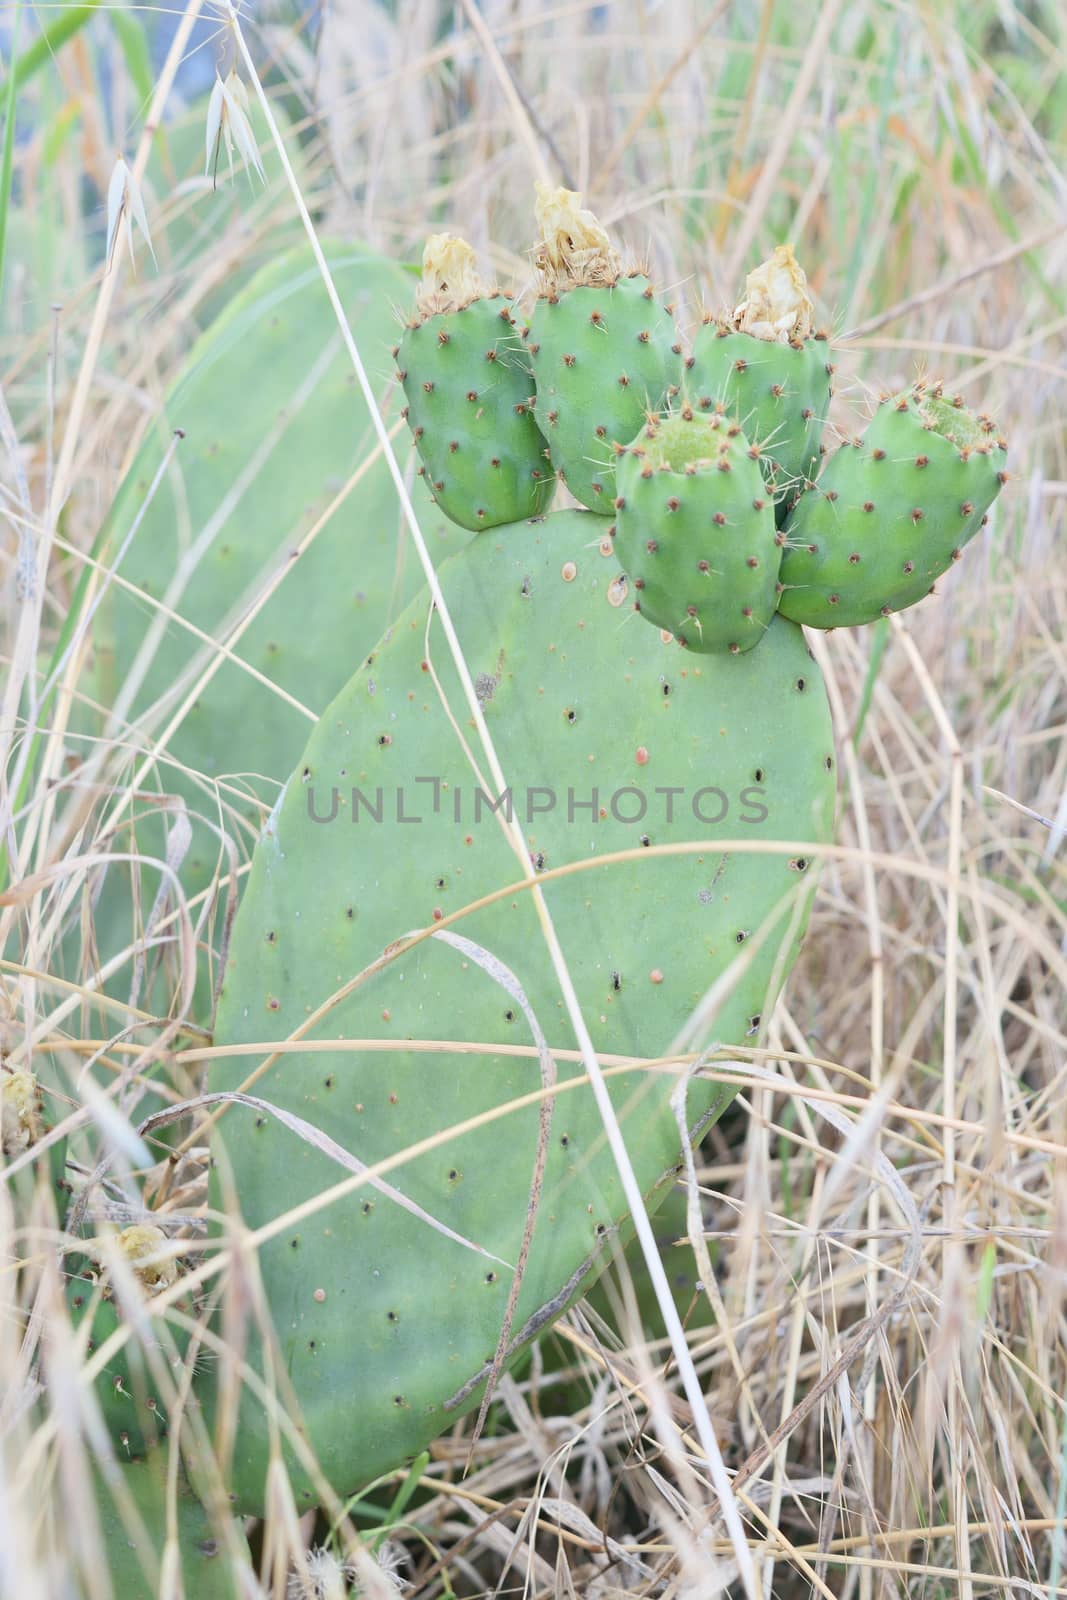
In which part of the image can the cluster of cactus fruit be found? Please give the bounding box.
[398,183,1006,648]
[5,187,1009,1592]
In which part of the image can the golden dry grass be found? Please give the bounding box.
[2,1,1066,1595]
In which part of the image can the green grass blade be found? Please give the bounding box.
[8,0,100,90]
[0,1,22,300]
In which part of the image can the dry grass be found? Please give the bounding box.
[2,0,1066,1595]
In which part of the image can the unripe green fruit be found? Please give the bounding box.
[398,295,553,531]
[687,323,832,516]
[777,386,1007,627]
[528,276,681,511]
[614,409,781,653]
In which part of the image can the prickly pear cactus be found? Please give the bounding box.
[527,183,681,510]
[777,383,1007,626]
[79,202,1009,1533]
[65,1223,195,1458]
[614,406,780,653]
[687,246,832,516]
[92,1452,250,1600]
[204,506,837,1512]
[397,235,553,529]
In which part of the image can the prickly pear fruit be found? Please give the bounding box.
[92,1452,251,1599]
[687,246,830,516]
[65,1223,195,1457]
[777,385,1007,627]
[613,407,780,653]
[204,505,836,1512]
[397,235,553,530]
[528,183,681,511]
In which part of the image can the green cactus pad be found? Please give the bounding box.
[687,324,832,512]
[65,1224,195,1458]
[398,296,552,530]
[528,277,681,511]
[66,243,464,1028]
[93,1452,250,1600]
[204,506,836,1513]
[777,386,1007,628]
[613,409,782,654]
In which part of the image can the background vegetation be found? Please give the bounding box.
[1,0,1065,1594]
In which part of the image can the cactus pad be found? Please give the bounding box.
[204,505,836,1512]
[92,1452,250,1599]
[72,243,463,1023]
[777,386,1007,627]
[398,236,553,530]
[614,408,781,653]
